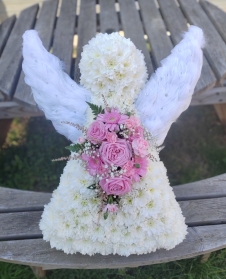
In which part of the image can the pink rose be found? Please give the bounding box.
[103,204,118,213]
[99,139,132,166]
[100,176,132,195]
[122,160,135,177]
[106,132,117,143]
[130,126,144,139]
[87,121,107,143]
[132,138,149,157]
[125,116,140,129]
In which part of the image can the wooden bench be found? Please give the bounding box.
[1,0,226,278]
[1,174,226,278]
[1,0,226,122]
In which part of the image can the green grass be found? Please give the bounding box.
[0,105,226,278]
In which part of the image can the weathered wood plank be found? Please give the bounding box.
[200,0,226,44]
[178,0,226,82]
[0,212,42,240]
[138,0,173,67]
[214,103,226,126]
[1,225,226,268]
[0,15,16,56]
[14,0,59,106]
[172,173,226,200]
[99,0,119,33]
[1,174,226,211]
[191,90,226,105]
[53,0,77,75]
[74,0,96,82]
[0,102,42,119]
[179,197,226,226]
[2,196,226,239]
[118,0,154,76]
[0,5,39,98]
[158,0,216,94]
[0,187,51,212]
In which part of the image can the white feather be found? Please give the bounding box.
[135,26,204,146]
[22,30,91,143]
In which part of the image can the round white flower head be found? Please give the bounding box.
[79,32,148,111]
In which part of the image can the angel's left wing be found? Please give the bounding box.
[135,26,204,146]
[22,30,91,143]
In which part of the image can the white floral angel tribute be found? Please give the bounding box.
[22,26,204,256]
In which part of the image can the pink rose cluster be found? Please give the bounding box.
[78,107,150,217]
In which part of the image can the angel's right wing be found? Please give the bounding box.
[135,26,204,146]
[22,30,91,143]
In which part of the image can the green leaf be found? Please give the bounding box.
[87,184,96,190]
[134,163,140,168]
[107,196,113,204]
[65,143,83,153]
[86,102,104,118]
[104,211,108,220]
[126,111,132,117]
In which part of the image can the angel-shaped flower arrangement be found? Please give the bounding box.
[22,26,204,256]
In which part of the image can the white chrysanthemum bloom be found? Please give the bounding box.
[40,149,187,256]
[79,33,148,111]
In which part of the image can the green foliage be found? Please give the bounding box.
[65,143,83,153]
[86,102,104,119]
[0,117,69,192]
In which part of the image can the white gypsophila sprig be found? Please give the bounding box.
[79,33,148,111]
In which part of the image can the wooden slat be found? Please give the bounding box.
[191,90,226,105]
[0,102,42,119]
[0,16,16,56]
[1,225,226,268]
[0,5,39,98]
[178,0,226,82]
[158,0,216,94]
[2,196,226,239]
[118,0,154,76]
[138,0,173,67]
[99,0,119,33]
[201,0,226,44]
[74,0,96,83]
[0,187,51,213]
[0,212,42,240]
[172,173,226,200]
[179,197,226,226]
[14,0,59,106]
[52,0,77,75]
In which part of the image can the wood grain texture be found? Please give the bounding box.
[214,103,226,126]
[14,0,59,106]
[138,0,173,67]
[0,101,42,119]
[74,0,96,82]
[1,225,226,268]
[179,197,226,226]
[0,15,16,56]
[0,187,51,212]
[30,266,46,278]
[200,0,226,43]
[178,0,226,82]
[172,173,226,200]
[0,5,38,97]
[191,90,226,105]
[0,211,42,240]
[118,0,154,76]
[99,0,119,33]
[52,0,77,75]
[158,0,216,94]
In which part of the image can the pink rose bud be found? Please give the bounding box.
[125,116,141,129]
[103,204,118,213]
[132,137,149,157]
[78,137,85,144]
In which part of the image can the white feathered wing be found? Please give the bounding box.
[135,26,204,146]
[22,30,91,143]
